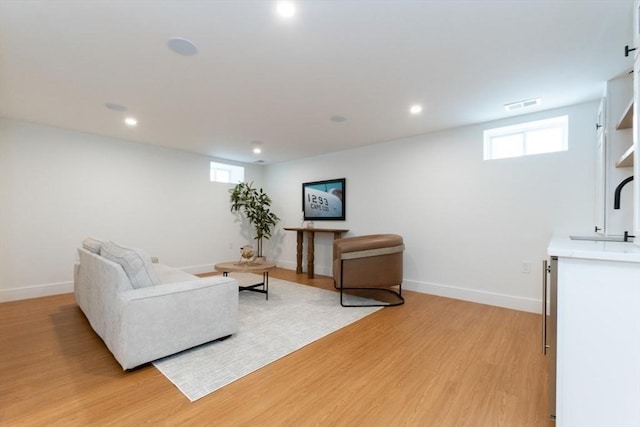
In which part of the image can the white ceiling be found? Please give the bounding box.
[0,0,634,164]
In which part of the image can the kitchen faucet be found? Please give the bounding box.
[613,176,633,209]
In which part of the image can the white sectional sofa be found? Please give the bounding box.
[74,240,238,370]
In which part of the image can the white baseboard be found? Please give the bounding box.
[262,263,541,313]
[0,281,74,303]
[180,263,218,275]
[1,269,542,315]
[1,261,289,302]
[403,279,542,314]
[0,264,221,303]
[269,262,540,313]
[273,260,301,273]
[270,260,333,277]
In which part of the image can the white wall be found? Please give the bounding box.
[264,101,599,312]
[1,101,600,310]
[0,118,262,301]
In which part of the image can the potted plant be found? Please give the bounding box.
[229,181,280,259]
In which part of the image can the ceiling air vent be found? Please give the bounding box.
[504,98,541,112]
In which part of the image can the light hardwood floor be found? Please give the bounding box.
[0,269,553,426]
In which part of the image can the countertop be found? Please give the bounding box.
[548,236,640,263]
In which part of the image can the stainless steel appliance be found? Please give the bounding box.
[542,257,557,422]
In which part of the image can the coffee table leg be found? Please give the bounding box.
[264,271,269,300]
[235,272,269,300]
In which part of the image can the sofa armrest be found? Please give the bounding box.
[119,275,233,301]
[111,275,239,369]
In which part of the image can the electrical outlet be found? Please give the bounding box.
[522,261,531,274]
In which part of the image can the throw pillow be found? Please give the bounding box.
[100,241,160,289]
[82,237,104,254]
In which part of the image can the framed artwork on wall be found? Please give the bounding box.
[302,178,345,220]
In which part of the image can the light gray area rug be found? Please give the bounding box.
[153,273,382,401]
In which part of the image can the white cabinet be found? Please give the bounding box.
[595,98,606,233]
[635,0,640,51]
[631,0,639,245]
[555,256,640,426]
[634,51,640,244]
[602,75,634,236]
[597,0,638,242]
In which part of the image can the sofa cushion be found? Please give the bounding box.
[100,241,160,289]
[82,237,104,254]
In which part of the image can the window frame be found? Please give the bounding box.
[209,161,244,184]
[483,115,569,160]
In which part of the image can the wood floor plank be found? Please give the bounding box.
[0,268,553,426]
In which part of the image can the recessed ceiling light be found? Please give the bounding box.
[409,104,423,115]
[124,117,138,126]
[167,38,198,56]
[276,1,296,18]
[251,140,264,154]
[105,102,127,112]
[504,98,541,111]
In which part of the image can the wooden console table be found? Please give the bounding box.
[283,227,349,278]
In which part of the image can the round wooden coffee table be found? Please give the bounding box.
[214,261,276,300]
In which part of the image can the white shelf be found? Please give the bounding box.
[616,145,634,168]
[616,98,633,130]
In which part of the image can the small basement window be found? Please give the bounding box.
[483,115,568,160]
[210,161,244,183]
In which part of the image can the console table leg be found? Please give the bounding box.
[295,231,303,274]
[307,230,315,278]
[283,227,348,280]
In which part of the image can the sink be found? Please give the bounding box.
[569,235,631,243]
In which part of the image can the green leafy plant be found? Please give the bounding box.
[229,181,280,257]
